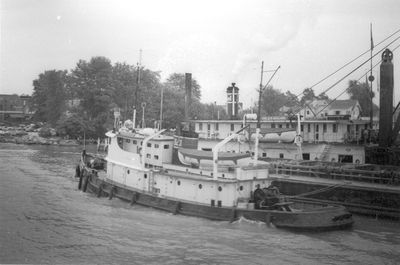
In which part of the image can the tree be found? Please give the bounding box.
[32,70,67,126]
[285,91,300,107]
[69,57,114,121]
[317,92,330,100]
[260,86,288,116]
[300,88,316,104]
[347,80,378,116]
[56,114,96,139]
[164,73,201,101]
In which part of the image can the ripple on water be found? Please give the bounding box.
[0,143,400,264]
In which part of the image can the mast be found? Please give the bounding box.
[369,23,375,129]
[255,62,280,165]
[133,49,142,129]
[255,61,264,165]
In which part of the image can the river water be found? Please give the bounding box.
[0,143,399,265]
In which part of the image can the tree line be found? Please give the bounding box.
[31,56,376,139]
[31,56,228,138]
[258,82,378,117]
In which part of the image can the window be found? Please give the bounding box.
[154,155,159,160]
[279,124,282,128]
[286,124,289,128]
[207,124,211,131]
[335,110,340,115]
[211,199,215,207]
[316,125,319,132]
[218,186,222,191]
[271,123,276,128]
[333,124,337,133]
[177,180,181,185]
[323,124,327,133]
[132,140,137,144]
[279,153,284,159]
[338,155,353,163]
[230,124,235,131]
[307,110,310,115]
[347,125,351,133]
[198,184,202,189]
[164,144,169,149]
[199,123,203,130]
[301,125,304,132]
[262,152,267,157]
[154,144,159,148]
[146,154,151,158]
[302,153,310,160]
[217,200,222,207]
[239,186,243,191]
[147,143,151,147]
[215,123,219,130]
[307,124,311,133]
[125,139,130,143]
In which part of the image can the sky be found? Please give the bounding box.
[1,0,400,108]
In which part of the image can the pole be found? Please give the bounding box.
[134,49,142,128]
[255,61,264,165]
[369,23,374,129]
[160,85,164,130]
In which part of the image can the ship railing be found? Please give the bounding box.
[272,163,400,186]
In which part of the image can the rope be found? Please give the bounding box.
[285,183,345,199]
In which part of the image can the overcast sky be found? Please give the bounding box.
[1,0,399,107]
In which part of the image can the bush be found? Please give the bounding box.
[38,126,53,137]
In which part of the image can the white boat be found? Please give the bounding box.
[77,123,354,231]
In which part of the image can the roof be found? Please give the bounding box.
[329,100,358,110]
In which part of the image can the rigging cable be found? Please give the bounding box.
[312,41,400,118]
[294,27,400,99]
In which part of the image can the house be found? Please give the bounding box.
[299,99,361,120]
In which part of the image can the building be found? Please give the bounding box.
[0,94,33,122]
[190,98,371,164]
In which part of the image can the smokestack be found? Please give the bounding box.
[184,73,192,130]
[378,49,394,148]
[226,83,239,120]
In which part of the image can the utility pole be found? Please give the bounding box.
[255,62,280,165]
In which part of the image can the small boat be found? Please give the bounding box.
[76,123,353,231]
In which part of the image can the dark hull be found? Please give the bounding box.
[80,171,354,231]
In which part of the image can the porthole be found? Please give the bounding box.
[239,185,243,191]
[198,184,202,189]
[218,186,222,192]
[177,180,181,185]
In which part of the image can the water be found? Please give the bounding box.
[0,143,399,265]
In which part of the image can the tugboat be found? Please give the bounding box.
[77,120,353,231]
